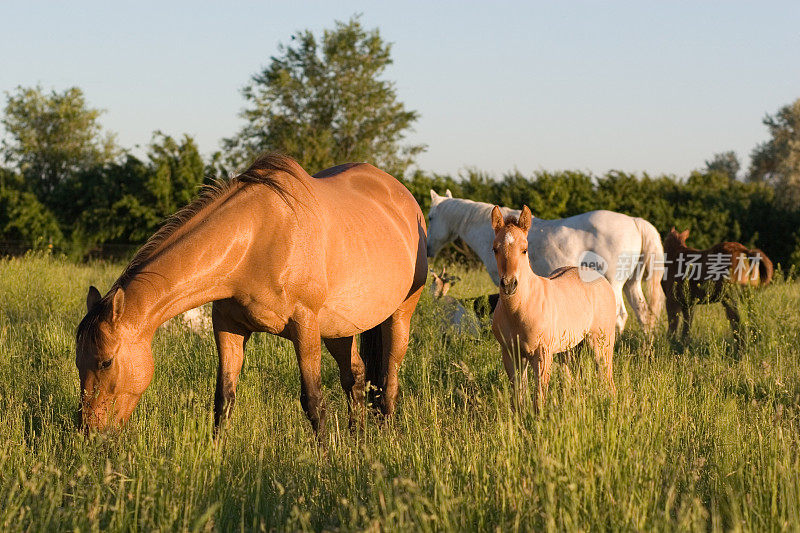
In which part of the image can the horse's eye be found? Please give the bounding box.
[492,247,498,254]
[98,358,113,370]
[522,249,528,254]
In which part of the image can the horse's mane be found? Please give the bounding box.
[436,197,497,230]
[114,152,305,290]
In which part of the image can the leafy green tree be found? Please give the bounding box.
[748,98,800,208]
[146,131,205,216]
[1,86,117,207]
[224,16,424,176]
[705,151,740,180]
[0,169,63,246]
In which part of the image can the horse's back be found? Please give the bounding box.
[308,163,427,334]
[547,266,617,326]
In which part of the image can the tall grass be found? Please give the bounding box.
[1,253,798,531]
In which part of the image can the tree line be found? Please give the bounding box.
[1,17,799,267]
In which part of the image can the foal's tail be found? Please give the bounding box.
[749,248,774,286]
[360,325,384,405]
[634,217,665,328]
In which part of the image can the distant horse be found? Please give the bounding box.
[662,228,772,344]
[490,206,617,411]
[427,190,664,333]
[428,267,482,337]
[76,154,428,438]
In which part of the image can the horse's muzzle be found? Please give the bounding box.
[500,276,518,296]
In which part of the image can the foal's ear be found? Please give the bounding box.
[86,286,102,311]
[110,288,125,322]
[445,189,453,198]
[491,206,505,232]
[680,228,690,240]
[518,206,532,233]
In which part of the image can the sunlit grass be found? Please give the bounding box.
[1,252,799,531]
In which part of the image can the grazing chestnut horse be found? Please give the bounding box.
[662,228,772,344]
[490,206,617,411]
[76,154,427,438]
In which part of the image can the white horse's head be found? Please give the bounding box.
[427,189,454,257]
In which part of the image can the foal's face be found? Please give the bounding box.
[491,206,532,296]
[76,287,153,431]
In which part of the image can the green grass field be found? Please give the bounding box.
[1,253,799,531]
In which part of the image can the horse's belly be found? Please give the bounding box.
[317,283,410,337]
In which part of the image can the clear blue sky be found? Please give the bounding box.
[2,1,798,177]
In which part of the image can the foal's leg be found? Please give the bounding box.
[212,303,251,430]
[531,349,553,414]
[500,344,531,411]
[291,313,326,439]
[589,329,616,396]
[379,288,423,417]
[323,336,366,431]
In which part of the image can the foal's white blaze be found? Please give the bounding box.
[504,233,515,245]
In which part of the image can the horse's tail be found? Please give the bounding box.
[634,217,665,328]
[749,248,774,286]
[359,325,384,406]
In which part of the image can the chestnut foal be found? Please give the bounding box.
[490,206,618,411]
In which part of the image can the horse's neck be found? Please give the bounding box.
[449,202,495,259]
[120,266,230,339]
[117,191,267,338]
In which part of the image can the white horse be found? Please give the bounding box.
[426,190,664,332]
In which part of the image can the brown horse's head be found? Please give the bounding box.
[666,227,690,246]
[491,205,532,296]
[76,286,154,431]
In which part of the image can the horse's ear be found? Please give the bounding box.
[670,226,676,233]
[445,189,453,198]
[491,206,505,232]
[680,229,690,240]
[111,288,125,322]
[86,286,102,311]
[518,206,532,233]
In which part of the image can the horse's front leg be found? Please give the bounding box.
[665,294,682,338]
[500,343,529,412]
[680,304,695,344]
[291,313,326,440]
[212,303,251,431]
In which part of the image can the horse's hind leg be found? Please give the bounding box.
[212,302,251,430]
[323,336,366,431]
[722,297,743,346]
[291,313,326,439]
[611,283,628,333]
[588,329,616,396]
[623,276,651,330]
[379,287,424,418]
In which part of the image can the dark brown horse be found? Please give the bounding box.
[76,154,428,439]
[662,228,772,344]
